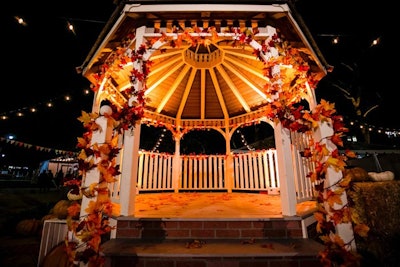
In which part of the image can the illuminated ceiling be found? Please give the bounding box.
[81,2,329,130]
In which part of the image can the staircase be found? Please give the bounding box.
[102,215,324,267]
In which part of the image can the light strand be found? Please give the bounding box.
[0,89,91,120]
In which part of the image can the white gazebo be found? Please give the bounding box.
[79,0,330,215]
[35,1,360,266]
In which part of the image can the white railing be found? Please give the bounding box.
[137,152,174,191]
[233,150,279,192]
[291,131,320,201]
[37,219,67,267]
[135,150,280,192]
[109,147,316,203]
[180,154,226,190]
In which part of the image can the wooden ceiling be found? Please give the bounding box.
[81,2,328,130]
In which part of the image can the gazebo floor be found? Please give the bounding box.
[132,192,317,219]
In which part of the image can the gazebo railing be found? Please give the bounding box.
[232,150,279,192]
[180,154,226,190]
[135,150,281,192]
[109,148,316,203]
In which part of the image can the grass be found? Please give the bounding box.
[0,186,65,267]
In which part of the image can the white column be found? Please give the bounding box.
[314,121,356,250]
[274,123,297,216]
[172,134,181,193]
[225,127,233,193]
[119,123,141,216]
[80,114,113,216]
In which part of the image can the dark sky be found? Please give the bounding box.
[1,0,393,168]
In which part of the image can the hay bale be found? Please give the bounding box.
[348,180,400,264]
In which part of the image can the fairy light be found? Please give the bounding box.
[371,37,380,47]
[0,89,92,119]
[236,129,254,150]
[151,128,167,152]
[14,16,27,26]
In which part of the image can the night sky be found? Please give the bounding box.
[1,1,393,168]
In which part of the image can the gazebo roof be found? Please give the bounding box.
[80,0,329,130]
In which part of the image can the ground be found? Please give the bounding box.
[0,184,63,267]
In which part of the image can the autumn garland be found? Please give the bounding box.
[64,44,150,266]
[64,26,369,266]
[260,34,368,266]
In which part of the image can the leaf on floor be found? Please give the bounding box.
[261,243,274,249]
[185,239,206,249]
[241,238,255,244]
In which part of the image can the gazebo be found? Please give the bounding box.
[79,0,330,216]
[38,1,358,266]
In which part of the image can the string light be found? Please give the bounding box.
[14,16,27,26]
[151,128,167,152]
[236,129,254,150]
[0,89,92,120]
[67,21,76,35]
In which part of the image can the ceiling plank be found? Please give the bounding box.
[222,61,267,100]
[156,64,192,113]
[209,68,229,120]
[145,61,184,96]
[177,68,197,119]
[215,65,251,112]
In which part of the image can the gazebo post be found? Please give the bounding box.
[274,124,297,216]
[80,113,113,216]
[119,124,141,216]
[172,133,182,193]
[225,127,234,193]
[314,121,356,250]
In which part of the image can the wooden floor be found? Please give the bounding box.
[131,192,317,219]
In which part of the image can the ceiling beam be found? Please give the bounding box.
[215,65,251,112]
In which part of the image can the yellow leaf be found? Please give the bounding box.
[327,193,342,207]
[354,223,370,238]
[111,135,119,147]
[77,110,92,124]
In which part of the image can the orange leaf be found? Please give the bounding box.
[354,223,370,238]
[327,192,342,207]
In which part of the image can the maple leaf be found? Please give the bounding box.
[77,137,88,149]
[345,149,357,159]
[353,223,370,238]
[330,133,344,147]
[330,209,345,224]
[326,192,343,207]
[67,202,82,218]
[338,175,351,188]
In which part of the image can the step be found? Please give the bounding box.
[114,216,316,240]
[102,238,324,267]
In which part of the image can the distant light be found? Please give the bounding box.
[30,107,37,112]
[47,102,53,107]
[371,37,380,47]
[67,22,76,35]
[7,134,16,140]
[14,16,27,26]
[65,95,71,101]
[16,112,23,117]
